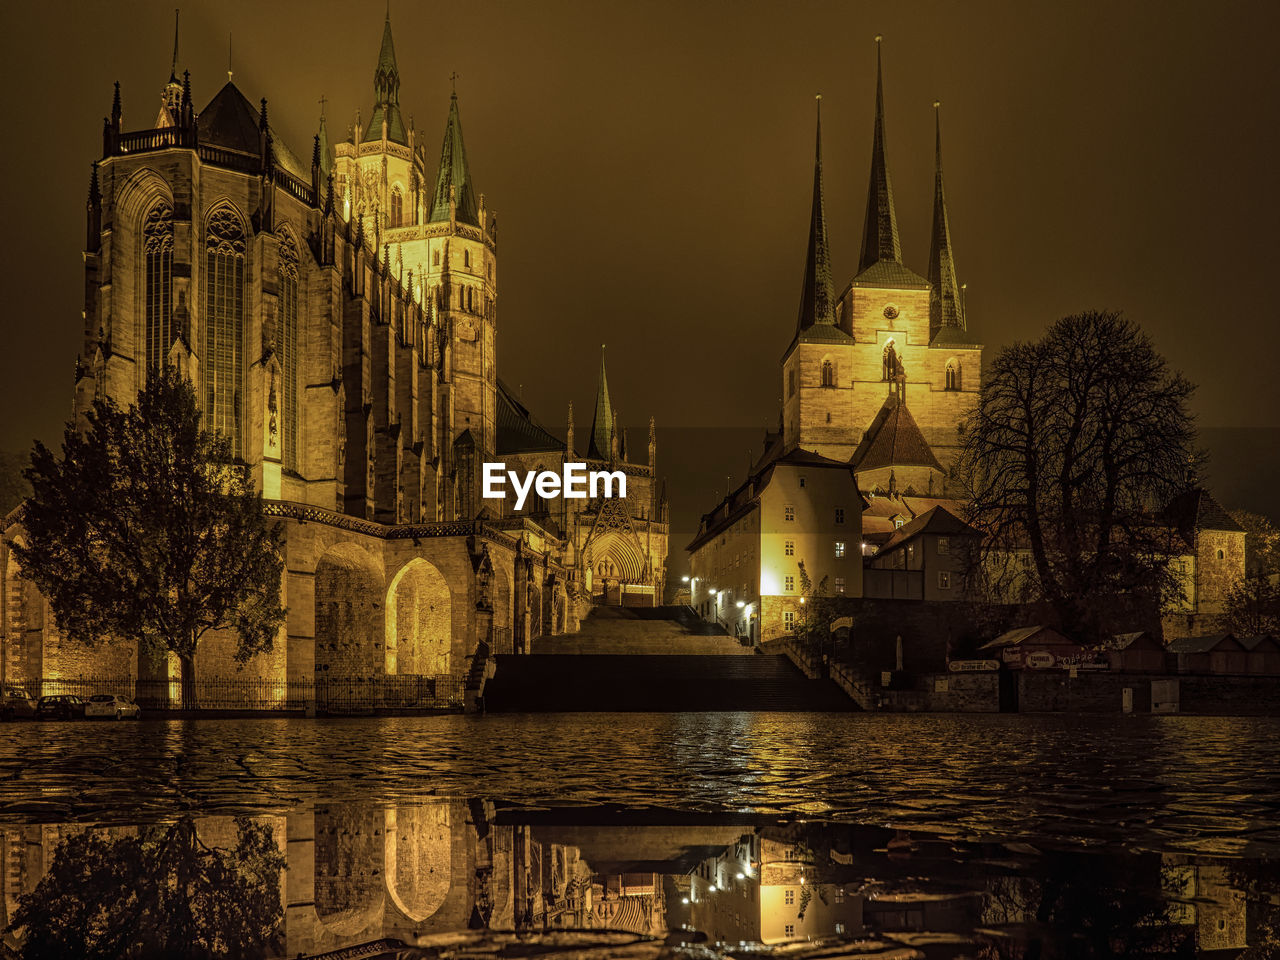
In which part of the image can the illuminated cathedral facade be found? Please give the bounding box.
[1,14,667,703]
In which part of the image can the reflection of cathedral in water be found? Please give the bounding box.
[1,807,1268,956]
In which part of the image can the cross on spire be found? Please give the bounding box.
[318,94,327,118]
[450,71,460,94]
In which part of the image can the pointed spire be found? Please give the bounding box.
[858,36,902,273]
[928,101,964,334]
[797,94,837,332]
[588,345,615,460]
[317,98,332,179]
[365,13,406,144]
[429,92,479,225]
[170,8,180,83]
[87,162,101,206]
[111,81,122,130]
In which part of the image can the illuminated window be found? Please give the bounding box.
[204,206,246,457]
[785,576,795,592]
[835,507,845,524]
[143,199,174,372]
[937,536,950,555]
[784,540,794,556]
[835,577,845,593]
[938,571,951,590]
[277,231,300,471]
[784,610,794,630]
[834,541,846,558]
[894,518,905,528]
[784,505,795,521]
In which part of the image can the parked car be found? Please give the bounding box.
[0,687,37,720]
[84,693,141,720]
[34,695,87,720]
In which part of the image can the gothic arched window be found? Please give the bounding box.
[204,206,246,457]
[821,359,835,387]
[389,187,403,227]
[464,249,471,269]
[144,199,174,372]
[882,342,897,381]
[945,360,960,391]
[278,231,300,471]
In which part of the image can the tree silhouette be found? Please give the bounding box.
[12,367,285,708]
[958,311,1195,644]
[7,817,285,960]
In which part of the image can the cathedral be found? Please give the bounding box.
[779,39,981,497]
[1,14,667,704]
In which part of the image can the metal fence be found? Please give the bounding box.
[21,675,464,714]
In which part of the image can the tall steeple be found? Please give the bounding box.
[429,91,479,225]
[365,13,407,144]
[857,36,902,273]
[588,346,615,461]
[317,99,332,179]
[928,102,964,334]
[796,95,837,332]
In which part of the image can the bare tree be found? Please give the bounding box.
[958,311,1195,643]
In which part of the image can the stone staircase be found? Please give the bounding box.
[532,606,752,656]
[484,608,857,712]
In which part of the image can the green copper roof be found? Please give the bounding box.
[588,348,614,460]
[796,97,837,334]
[428,94,479,225]
[928,105,964,336]
[364,16,407,144]
[858,39,903,274]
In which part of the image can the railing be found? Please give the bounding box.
[116,127,191,153]
[24,675,463,713]
[276,166,317,206]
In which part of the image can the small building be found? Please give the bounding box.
[1237,635,1280,676]
[1165,634,1247,675]
[1105,632,1166,673]
[863,506,981,601]
[980,626,1096,669]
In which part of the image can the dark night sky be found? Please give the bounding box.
[2,0,1278,555]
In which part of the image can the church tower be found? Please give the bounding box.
[781,39,982,492]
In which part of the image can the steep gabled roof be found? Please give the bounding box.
[1163,488,1244,546]
[197,82,308,178]
[496,380,563,454]
[198,82,261,157]
[853,391,942,474]
[874,505,978,556]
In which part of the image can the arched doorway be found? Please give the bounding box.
[314,543,384,680]
[385,559,451,677]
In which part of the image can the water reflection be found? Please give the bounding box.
[3,798,1278,958]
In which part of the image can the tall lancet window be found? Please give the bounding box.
[945,360,960,391]
[143,200,174,371]
[203,206,246,458]
[389,187,403,228]
[278,231,300,472]
[821,360,835,387]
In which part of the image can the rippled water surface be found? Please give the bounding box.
[5,712,1280,855]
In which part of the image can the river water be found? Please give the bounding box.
[3,712,1279,957]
